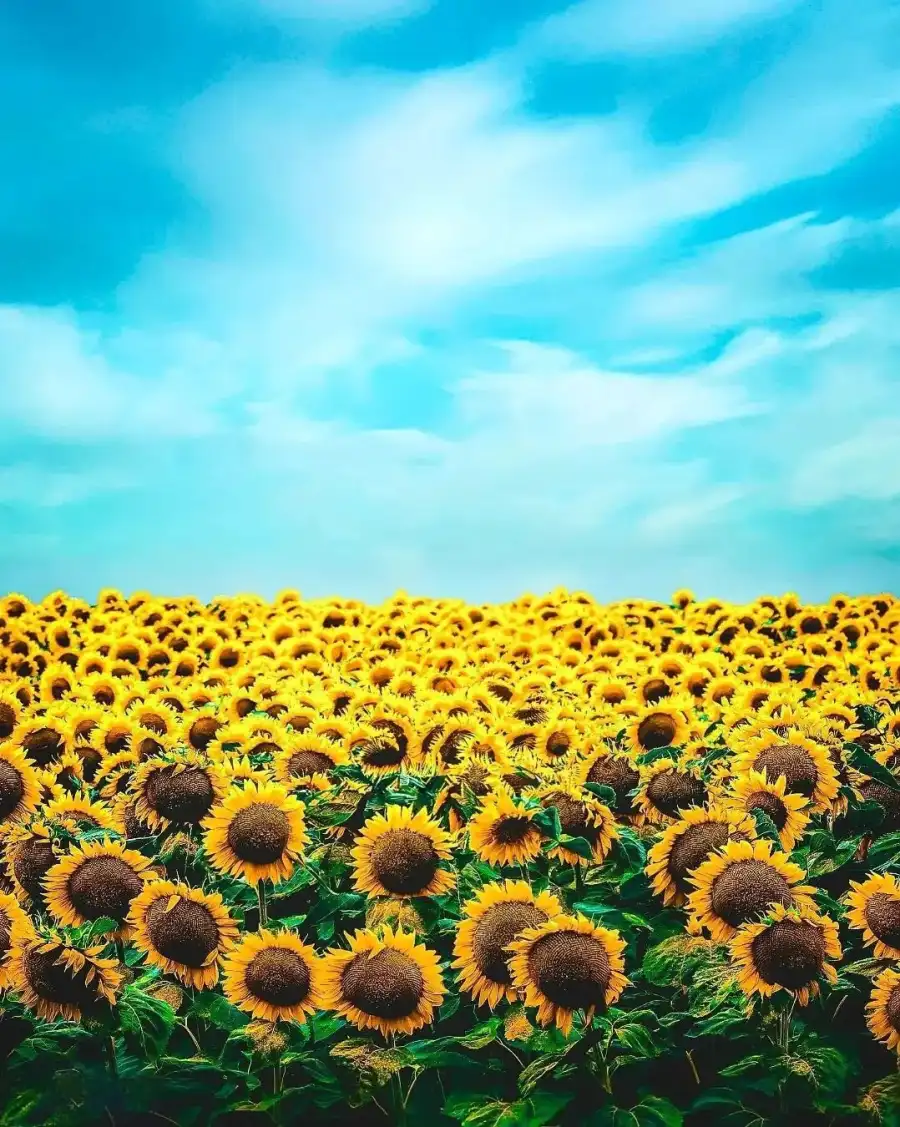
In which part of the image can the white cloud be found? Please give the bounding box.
[0,306,223,440]
[455,339,756,448]
[533,0,801,58]
[639,484,748,542]
[0,464,133,508]
[791,418,900,507]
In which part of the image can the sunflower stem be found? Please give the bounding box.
[106,1035,118,1080]
[257,881,269,929]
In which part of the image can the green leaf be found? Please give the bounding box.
[615,828,647,873]
[866,831,900,867]
[517,1051,575,1095]
[526,1094,574,1127]
[83,916,119,940]
[532,807,562,840]
[751,809,782,846]
[614,1022,659,1058]
[458,1017,503,1049]
[856,705,884,730]
[118,986,176,1059]
[585,783,617,806]
[445,1094,572,1127]
[190,993,249,1031]
[630,1096,683,1127]
[846,743,900,791]
[555,833,596,860]
[719,1054,767,1077]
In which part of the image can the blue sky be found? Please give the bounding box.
[2,0,900,606]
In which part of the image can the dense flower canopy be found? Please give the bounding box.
[1,586,900,1124]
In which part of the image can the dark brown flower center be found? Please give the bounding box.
[13,839,57,904]
[0,907,12,956]
[586,755,639,815]
[668,822,729,894]
[145,767,215,825]
[361,741,405,769]
[245,947,311,1007]
[710,860,793,928]
[287,750,334,779]
[188,717,221,751]
[750,920,825,989]
[646,769,706,817]
[887,984,900,1033]
[473,901,548,984]
[753,744,818,798]
[864,894,900,951]
[740,790,786,830]
[637,714,678,750]
[341,948,425,1019]
[0,761,25,820]
[226,803,291,865]
[22,728,64,767]
[123,803,154,841]
[370,829,439,895]
[146,896,221,968]
[545,733,571,758]
[0,703,16,739]
[544,793,598,843]
[642,679,671,705]
[67,856,144,923]
[104,730,130,756]
[141,713,168,736]
[528,931,611,1010]
[491,816,534,845]
[23,945,105,1011]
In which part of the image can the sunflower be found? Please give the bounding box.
[128,879,239,989]
[352,805,454,900]
[0,745,41,829]
[867,968,900,1051]
[539,784,618,865]
[686,839,816,942]
[726,770,811,851]
[732,731,840,814]
[182,712,223,752]
[2,820,61,909]
[646,805,756,908]
[0,688,23,739]
[16,718,67,768]
[321,926,445,1037]
[731,902,841,1006]
[95,749,140,802]
[222,929,323,1024]
[43,792,118,836]
[5,933,123,1022]
[0,889,34,989]
[468,790,545,867]
[452,881,563,1008]
[44,840,153,936]
[202,781,308,886]
[37,748,85,798]
[578,750,640,818]
[635,757,707,824]
[508,915,628,1037]
[132,753,222,831]
[272,734,348,788]
[846,873,900,959]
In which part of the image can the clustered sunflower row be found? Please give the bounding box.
[1,587,900,1127]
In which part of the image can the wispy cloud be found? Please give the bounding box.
[1,0,899,600]
[533,0,802,58]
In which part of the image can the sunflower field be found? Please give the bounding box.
[3,589,900,1127]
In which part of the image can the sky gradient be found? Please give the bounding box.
[2,0,900,606]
